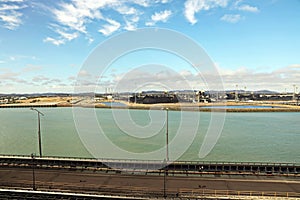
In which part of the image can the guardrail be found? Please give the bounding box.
[0,154,299,166]
[0,155,299,176]
[1,184,300,199]
[179,188,300,199]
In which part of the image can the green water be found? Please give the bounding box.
[0,108,299,163]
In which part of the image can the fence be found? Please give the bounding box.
[1,183,300,199]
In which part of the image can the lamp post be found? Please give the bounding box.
[165,108,169,162]
[162,107,169,198]
[30,108,44,157]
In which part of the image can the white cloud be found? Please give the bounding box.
[0,66,41,85]
[43,29,79,46]
[48,0,151,43]
[42,24,80,46]
[87,36,94,44]
[0,54,37,62]
[152,10,172,22]
[145,21,154,26]
[0,0,24,2]
[50,0,145,33]
[56,29,79,41]
[47,0,198,44]
[124,16,139,31]
[184,0,229,25]
[78,70,91,77]
[214,65,300,92]
[221,14,241,23]
[43,37,65,46]
[45,0,257,45]
[91,63,300,92]
[146,10,172,26]
[238,4,259,12]
[114,5,137,15]
[287,64,300,69]
[130,0,151,7]
[50,0,126,35]
[53,3,96,33]
[0,1,26,29]
[99,18,121,36]
[160,0,170,3]
[234,1,259,13]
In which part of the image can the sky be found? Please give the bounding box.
[0,0,299,93]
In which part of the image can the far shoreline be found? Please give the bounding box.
[0,97,300,112]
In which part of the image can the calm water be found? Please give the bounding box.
[101,102,127,107]
[0,108,299,163]
[202,105,278,109]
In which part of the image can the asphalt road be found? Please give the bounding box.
[0,167,299,198]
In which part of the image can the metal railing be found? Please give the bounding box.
[1,183,300,199]
[0,154,299,178]
[179,188,300,198]
[0,154,299,166]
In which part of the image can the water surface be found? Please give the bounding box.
[0,108,299,163]
[201,105,279,109]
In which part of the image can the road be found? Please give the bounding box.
[0,167,299,198]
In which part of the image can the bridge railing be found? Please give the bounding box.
[0,154,299,167]
[179,188,300,198]
[1,183,300,198]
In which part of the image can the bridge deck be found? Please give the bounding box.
[0,167,299,199]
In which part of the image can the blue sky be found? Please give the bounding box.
[0,0,299,93]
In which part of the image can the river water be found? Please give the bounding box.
[0,108,299,163]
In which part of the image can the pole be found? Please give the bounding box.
[31,153,36,191]
[163,160,166,198]
[166,108,169,161]
[31,108,44,157]
[37,113,42,157]
[163,108,169,198]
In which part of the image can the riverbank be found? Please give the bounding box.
[0,96,299,112]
